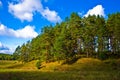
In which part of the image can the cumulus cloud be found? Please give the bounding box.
[0,0,2,6]
[84,5,105,17]
[0,24,38,38]
[43,0,54,3]
[9,0,42,22]
[44,0,48,2]
[8,0,61,23]
[78,11,84,17]
[0,42,13,54]
[41,7,62,23]
[0,42,3,48]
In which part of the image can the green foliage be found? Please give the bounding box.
[13,12,120,63]
[36,60,41,69]
[98,52,108,60]
[0,53,13,60]
[13,46,21,60]
[62,55,80,64]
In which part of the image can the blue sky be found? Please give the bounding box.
[0,0,120,54]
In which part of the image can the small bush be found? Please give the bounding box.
[98,52,108,60]
[36,60,41,69]
[62,55,80,65]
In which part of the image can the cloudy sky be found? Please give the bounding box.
[0,0,120,54]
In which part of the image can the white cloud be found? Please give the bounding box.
[78,11,84,16]
[0,24,38,38]
[9,0,42,22]
[0,42,13,54]
[0,0,2,7]
[84,5,105,17]
[41,7,62,23]
[43,0,54,3]
[0,49,13,54]
[8,0,61,23]
[15,25,38,38]
[0,42,3,47]
[44,0,48,2]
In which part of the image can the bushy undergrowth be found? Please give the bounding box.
[36,60,42,69]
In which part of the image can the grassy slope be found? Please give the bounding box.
[0,58,120,80]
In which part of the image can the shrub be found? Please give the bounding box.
[36,60,41,69]
[62,55,80,64]
[98,52,108,60]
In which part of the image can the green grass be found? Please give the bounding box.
[0,58,120,80]
[0,70,119,80]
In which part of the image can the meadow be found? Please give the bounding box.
[0,58,120,80]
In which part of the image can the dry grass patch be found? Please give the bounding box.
[40,61,62,71]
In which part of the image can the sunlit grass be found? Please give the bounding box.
[0,60,19,69]
[0,58,120,80]
[40,61,62,71]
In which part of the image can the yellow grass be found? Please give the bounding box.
[0,58,120,72]
[40,61,62,71]
[0,58,120,80]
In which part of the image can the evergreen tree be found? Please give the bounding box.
[107,12,120,53]
[13,12,120,62]
[13,46,21,60]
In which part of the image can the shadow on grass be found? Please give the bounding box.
[6,64,24,69]
[0,70,120,80]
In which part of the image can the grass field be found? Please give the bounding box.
[0,58,120,80]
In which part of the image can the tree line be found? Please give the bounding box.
[0,53,14,60]
[13,12,120,62]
